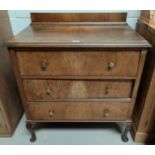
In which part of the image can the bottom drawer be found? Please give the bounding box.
[27,102,130,121]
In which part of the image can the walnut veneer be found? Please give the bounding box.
[7,13,151,142]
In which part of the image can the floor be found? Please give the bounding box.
[0,114,142,145]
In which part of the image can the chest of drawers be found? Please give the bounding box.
[7,13,151,142]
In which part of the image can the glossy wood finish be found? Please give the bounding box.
[132,18,155,142]
[31,13,127,23]
[0,11,23,136]
[23,79,133,100]
[7,24,150,48]
[17,51,140,77]
[27,102,130,121]
[7,13,150,142]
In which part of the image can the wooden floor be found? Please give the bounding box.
[0,114,143,145]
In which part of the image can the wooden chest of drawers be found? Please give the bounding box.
[7,13,151,142]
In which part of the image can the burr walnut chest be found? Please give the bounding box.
[7,13,151,142]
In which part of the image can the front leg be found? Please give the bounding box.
[26,122,37,142]
[121,122,132,142]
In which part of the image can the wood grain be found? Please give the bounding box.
[128,49,147,118]
[16,51,140,77]
[7,24,151,48]
[132,19,155,142]
[31,13,127,23]
[9,51,30,119]
[137,77,155,132]
[23,79,133,101]
[0,11,23,136]
[27,102,130,121]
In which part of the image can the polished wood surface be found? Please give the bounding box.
[17,51,140,77]
[31,13,127,23]
[23,79,133,101]
[0,11,23,136]
[132,18,155,142]
[27,102,130,121]
[7,13,150,142]
[7,24,150,48]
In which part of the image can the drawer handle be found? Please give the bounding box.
[103,109,110,117]
[48,110,55,117]
[108,62,115,70]
[46,88,52,96]
[40,61,48,71]
[105,87,112,95]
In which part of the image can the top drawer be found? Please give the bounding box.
[16,51,140,77]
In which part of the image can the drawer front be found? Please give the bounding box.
[0,108,7,131]
[23,80,133,101]
[17,51,140,77]
[27,102,129,121]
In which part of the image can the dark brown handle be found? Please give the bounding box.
[41,61,48,71]
[103,109,110,117]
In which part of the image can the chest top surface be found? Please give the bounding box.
[7,13,151,48]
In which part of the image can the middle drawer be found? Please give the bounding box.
[23,80,133,101]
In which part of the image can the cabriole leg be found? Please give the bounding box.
[122,122,132,142]
[26,122,37,142]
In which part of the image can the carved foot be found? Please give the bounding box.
[121,122,132,142]
[26,122,37,142]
